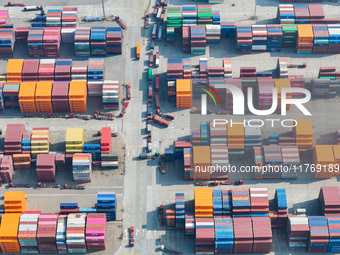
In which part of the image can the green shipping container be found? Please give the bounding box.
[148,68,152,81]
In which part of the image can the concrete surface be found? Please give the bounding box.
[1,0,340,255]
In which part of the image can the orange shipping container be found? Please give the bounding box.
[35,81,53,113]
[19,82,37,113]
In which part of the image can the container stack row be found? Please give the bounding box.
[185,212,195,237]
[273,189,288,226]
[85,58,103,96]
[72,153,92,182]
[13,81,88,113]
[61,7,78,43]
[46,9,62,27]
[66,213,86,253]
[36,154,55,182]
[66,128,85,153]
[31,127,51,155]
[182,5,197,27]
[18,213,40,253]
[311,78,337,98]
[56,215,67,253]
[277,57,288,79]
[37,214,58,253]
[214,218,233,254]
[194,188,213,218]
[175,193,185,229]
[74,27,91,56]
[195,217,214,254]
[190,25,206,54]
[232,188,251,217]
[293,119,313,151]
[0,214,21,253]
[90,27,107,56]
[0,10,9,27]
[166,7,182,42]
[319,186,340,216]
[102,80,119,109]
[176,79,192,109]
[4,191,26,213]
[97,191,117,221]
[212,190,222,216]
[167,59,183,102]
[106,27,122,54]
[0,28,14,58]
[250,188,269,217]
[86,213,107,250]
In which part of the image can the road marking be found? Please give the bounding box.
[141,180,142,183]
[140,186,143,190]
[87,186,123,189]
[26,193,123,197]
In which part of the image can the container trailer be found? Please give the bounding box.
[23,5,43,11]
[155,74,160,91]
[126,83,131,100]
[155,92,160,111]
[148,68,152,81]
[153,114,169,127]
[152,23,157,40]
[158,26,162,41]
[149,54,154,67]
[136,43,140,60]
[153,3,159,16]
[129,227,134,247]
[144,13,149,29]
[7,2,26,6]
[155,52,159,67]
[156,7,162,20]
[163,113,174,120]
[148,84,153,100]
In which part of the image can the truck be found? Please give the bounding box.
[158,25,162,41]
[155,52,159,67]
[155,74,160,91]
[148,84,153,100]
[149,53,154,68]
[139,152,157,159]
[119,101,129,117]
[23,5,43,11]
[129,227,134,247]
[126,83,131,100]
[156,7,162,20]
[7,2,26,6]
[144,13,149,29]
[152,23,157,40]
[158,155,166,174]
[153,114,169,127]
[136,43,140,60]
[163,113,175,120]
[148,67,152,81]
[160,12,165,24]
[147,142,152,153]
[195,179,244,186]
[115,16,127,30]
[155,92,160,111]
[153,3,159,16]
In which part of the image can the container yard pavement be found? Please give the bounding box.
[2,1,340,255]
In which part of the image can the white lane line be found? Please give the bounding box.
[27,193,123,196]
